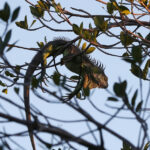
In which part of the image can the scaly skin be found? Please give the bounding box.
[24,40,68,150]
[24,39,108,150]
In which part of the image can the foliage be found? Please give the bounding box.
[0,0,150,150]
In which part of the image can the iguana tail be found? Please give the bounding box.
[24,39,68,150]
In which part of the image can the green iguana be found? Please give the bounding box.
[24,38,108,150]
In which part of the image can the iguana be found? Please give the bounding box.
[24,38,108,150]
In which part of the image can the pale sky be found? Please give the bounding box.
[0,0,150,150]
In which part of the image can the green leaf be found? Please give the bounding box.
[83,87,90,96]
[14,87,19,94]
[131,90,138,107]
[113,81,127,97]
[0,80,6,87]
[0,2,10,22]
[72,24,80,35]
[77,38,82,47]
[6,40,18,52]
[37,41,44,48]
[4,30,12,45]
[86,47,96,54]
[144,142,150,150]
[122,52,129,57]
[0,30,12,54]
[89,23,92,29]
[131,46,142,64]
[31,77,40,89]
[120,31,134,46]
[121,141,132,150]
[30,5,44,18]
[15,65,21,74]
[81,42,87,50]
[2,88,8,94]
[107,2,115,14]
[83,30,91,40]
[37,0,48,9]
[142,59,150,79]
[76,92,81,99]
[107,97,118,102]
[15,16,28,29]
[70,75,80,80]
[94,16,108,32]
[79,22,83,34]
[145,33,150,41]
[29,20,36,28]
[136,101,143,112]
[11,7,20,22]
[118,6,130,15]
[53,72,60,85]
[5,71,15,77]
[13,77,19,82]
[130,64,143,79]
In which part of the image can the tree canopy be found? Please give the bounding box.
[0,0,150,150]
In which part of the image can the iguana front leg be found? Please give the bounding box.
[63,77,84,101]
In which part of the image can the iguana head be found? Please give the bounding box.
[83,58,108,89]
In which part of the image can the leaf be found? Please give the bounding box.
[76,92,81,99]
[30,5,44,18]
[81,42,87,50]
[122,52,129,57]
[24,16,28,29]
[11,7,20,22]
[37,41,44,48]
[113,81,127,97]
[5,71,15,77]
[29,20,36,28]
[70,75,80,80]
[0,80,6,87]
[15,65,21,74]
[14,87,19,94]
[6,40,18,52]
[72,24,80,35]
[136,101,143,112]
[107,2,115,14]
[142,59,150,79]
[0,2,10,22]
[79,22,83,34]
[83,30,91,40]
[145,33,150,41]
[107,97,118,102]
[4,30,12,46]
[131,90,138,107]
[118,6,130,15]
[37,0,46,9]
[86,47,96,54]
[83,87,90,96]
[144,142,150,150]
[0,30,12,54]
[2,88,8,94]
[15,16,28,29]
[130,64,143,79]
[131,46,142,64]
[122,141,132,150]
[53,72,60,85]
[31,77,40,89]
[77,38,82,47]
[120,31,134,46]
[94,16,108,32]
